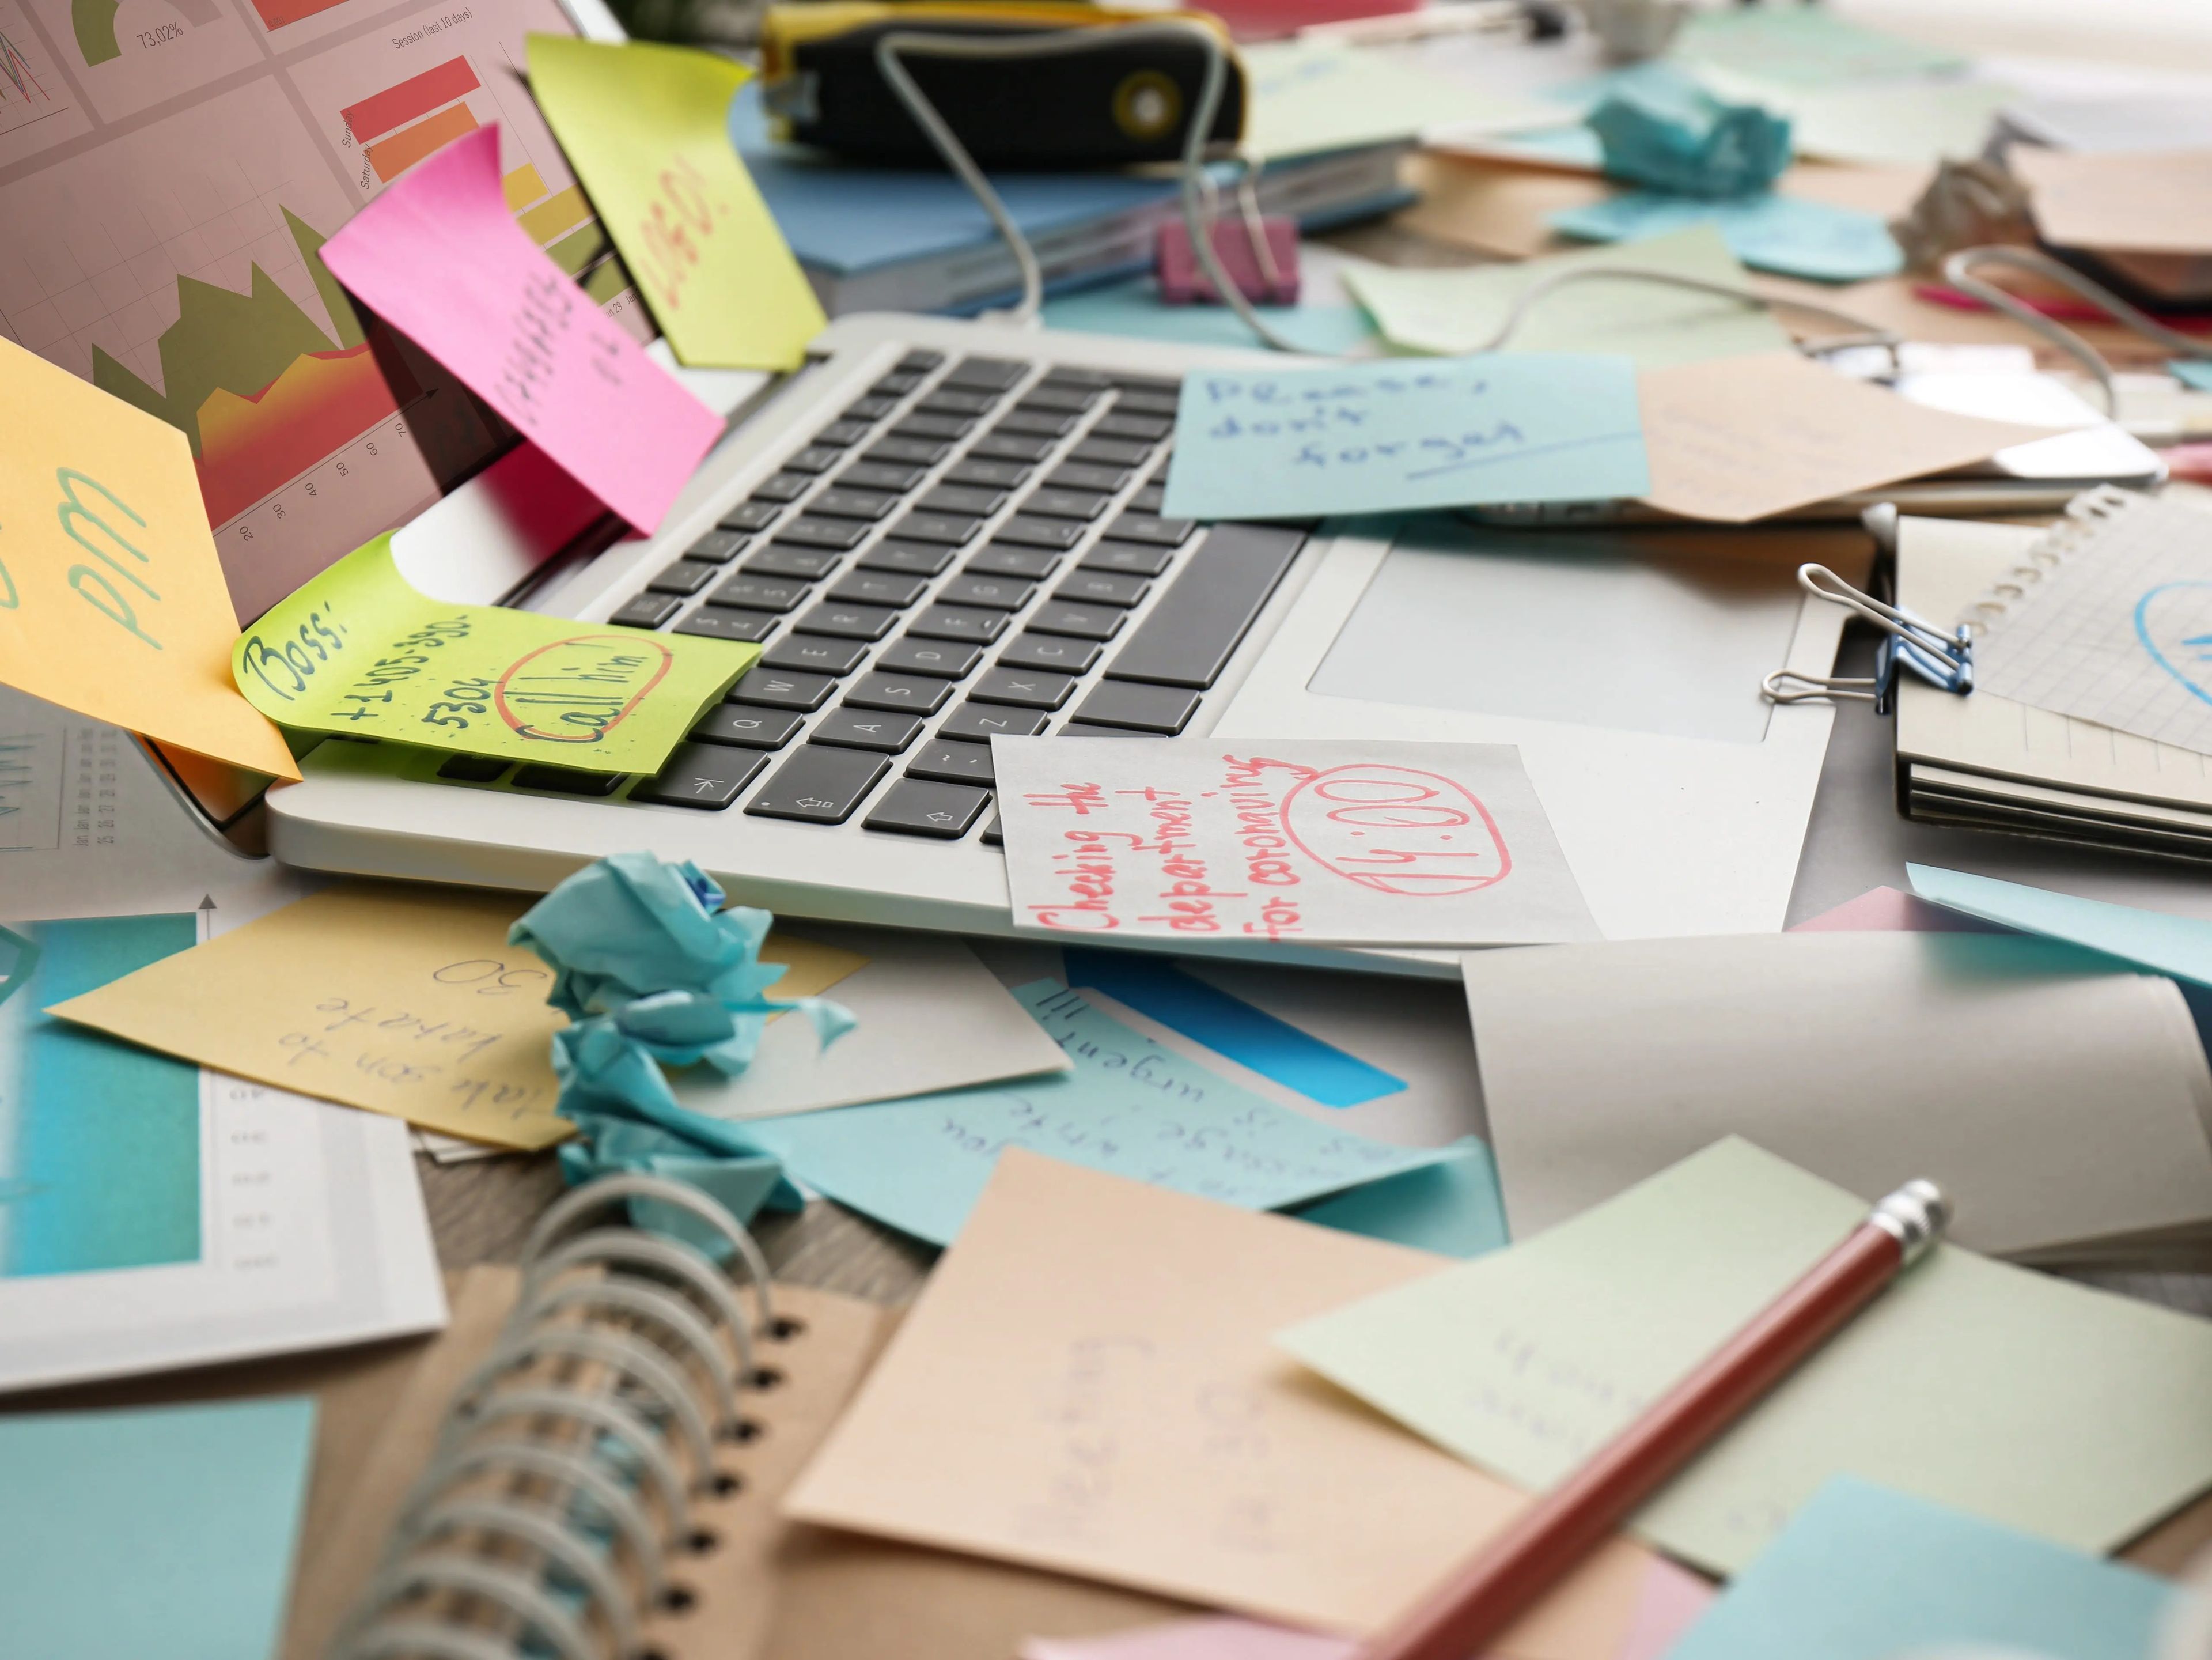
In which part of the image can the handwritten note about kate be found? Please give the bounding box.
[317,123,722,533]
[1158,354,1647,523]
[991,739,1598,948]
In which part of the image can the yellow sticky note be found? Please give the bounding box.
[0,339,298,780]
[233,534,756,774]
[46,883,870,1149]
[527,37,826,371]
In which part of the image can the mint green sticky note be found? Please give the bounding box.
[1160,353,1649,521]
[0,1397,316,1660]
[1550,192,1902,283]
[733,980,1455,1246]
[1907,863,2212,988]
[1669,1477,2175,1660]
[2171,360,2212,392]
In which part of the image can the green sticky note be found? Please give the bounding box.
[0,1397,316,1660]
[1669,5,1965,87]
[1343,225,1791,366]
[2172,360,2212,392]
[1278,1138,2212,1575]
[1241,40,1555,160]
[233,534,754,773]
[527,39,825,371]
[1669,1478,2177,1660]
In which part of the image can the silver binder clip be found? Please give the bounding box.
[1762,564,1973,717]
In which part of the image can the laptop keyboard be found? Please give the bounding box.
[433,349,1307,843]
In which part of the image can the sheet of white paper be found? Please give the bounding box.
[991,738,1597,948]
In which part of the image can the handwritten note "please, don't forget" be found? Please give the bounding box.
[1159,354,1648,522]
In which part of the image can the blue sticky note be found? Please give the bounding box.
[732,980,1455,1246]
[1907,864,2212,989]
[2172,360,2212,392]
[1550,192,1903,283]
[0,1397,317,1660]
[1160,354,1649,521]
[1292,1139,1510,1257]
[1062,947,1406,1109]
[1668,1477,2175,1660]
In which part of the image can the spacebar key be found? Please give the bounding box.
[1104,523,1305,690]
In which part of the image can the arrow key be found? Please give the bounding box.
[865,778,993,840]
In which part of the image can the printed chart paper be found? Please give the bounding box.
[233,534,753,773]
[319,123,722,532]
[992,739,1597,948]
[525,38,824,369]
[1160,355,1647,521]
[0,339,298,778]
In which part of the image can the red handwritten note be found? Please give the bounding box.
[319,124,722,534]
[991,739,1597,947]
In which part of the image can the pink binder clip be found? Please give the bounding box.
[1156,187,1300,305]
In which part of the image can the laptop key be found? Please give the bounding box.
[760,633,870,676]
[1105,523,1305,689]
[827,571,929,608]
[940,703,1050,742]
[844,671,956,714]
[783,445,843,475]
[969,431,1056,464]
[946,457,1031,489]
[631,744,769,810]
[859,539,956,577]
[917,484,1007,517]
[897,349,946,373]
[1113,389,1180,417]
[1080,539,1173,576]
[1055,571,1148,607]
[692,705,805,749]
[1019,383,1102,413]
[942,356,1031,391]
[907,740,995,786]
[993,516,1085,551]
[1059,721,1151,737]
[1069,437,1150,468]
[909,604,1007,644]
[871,371,927,397]
[1070,680,1200,733]
[436,754,509,782]
[812,419,872,447]
[1019,488,1108,521]
[745,746,890,825]
[968,667,1074,710]
[996,409,1078,439]
[877,638,982,679]
[711,574,809,612]
[1046,462,1132,493]
[675,606,780,644]
[729,667,835,711]
[892,413,975,442]
[612,593,681,629]
[750,471,813,504]
[648,559,721,597]
[997,633,1103,675]
[965,543,1060,580]
[1029,603,1125,642]
[773,516,871,551]
[844,395,899,421]
[720,501,783,532]
[747,544,843,580]
[810,487,899,522]
[1130,483,1167,513]
[794,601,899,642]
[811,709,925,753]
[918,388,999,416]
[513,765,624,796]
[938,573,1035,611]
[864,778,993,839]
[864,436,953,467]
[1106,512,1195,547]
[837,460,928,493]
[686,530,749,563]
[889,512,983,546]
[981,812,1003,846]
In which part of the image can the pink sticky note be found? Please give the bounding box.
[320,124,721,534]
[1790,886,2006,935]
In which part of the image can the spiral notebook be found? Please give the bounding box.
[1894,492,2212,859]
[281,1179,1191,1660]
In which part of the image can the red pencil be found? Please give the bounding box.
[1361,1179,1952,1660]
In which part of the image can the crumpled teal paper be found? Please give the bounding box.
[512,852,854,1073]
[558,1115,801,1260]
[1589,73,1790,198]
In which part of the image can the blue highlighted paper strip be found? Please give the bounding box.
[1550,192,1903,283]
[1064,947,1406,1109]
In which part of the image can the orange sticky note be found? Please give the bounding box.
[0,339,298,780]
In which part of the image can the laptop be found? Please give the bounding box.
[265,310,1858,974]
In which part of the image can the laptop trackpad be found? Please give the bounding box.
[1305,521,1802,745]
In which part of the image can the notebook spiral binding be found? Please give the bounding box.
[325,1173,791,1660]
[1956,483,2141,636]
